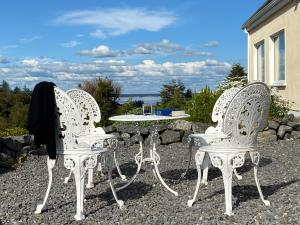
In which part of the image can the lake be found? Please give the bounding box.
[118,95,161,105]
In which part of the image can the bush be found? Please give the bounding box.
[79,78,121,126]
[185,87,220,123]
[269,88,291,119]
[0,127,28,137]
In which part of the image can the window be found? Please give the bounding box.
[270,30,285,85]
[255,41,265,82]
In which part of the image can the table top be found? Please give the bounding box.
[109,114,190,122]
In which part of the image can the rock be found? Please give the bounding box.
[168,120,192,131]
[116,125,148,135]
[287,114,295,122]
[257,130,277,143]
[103,125,116,133]
[0,137,22,151]
[182,130,193,145]
[268,120,279,130]
[148,125,168,133]
[144,135,161,146]
[191,122,211,133]
[291,131,300,139]
[111,132,121,140]
[287,121,300,131]
[277,125,293,139]
[160,130,181,144]
[121,133,130,140]
[284,133,292,140]
[130,134,142,145]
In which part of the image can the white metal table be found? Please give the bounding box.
[109,114,190,196]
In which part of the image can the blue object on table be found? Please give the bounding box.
[155,109,172,116]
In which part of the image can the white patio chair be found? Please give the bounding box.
[187,82,271,216]
[182,87,242,184]
[34,87,123,221]
[65,89,127,188]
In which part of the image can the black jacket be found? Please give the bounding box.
[27,81,57,159]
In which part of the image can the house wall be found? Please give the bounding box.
[248,1,300,110]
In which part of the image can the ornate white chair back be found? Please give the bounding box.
[66,89,101,135]
[54,87,83,153]
[222,82,270,147]
[205,87,240,133]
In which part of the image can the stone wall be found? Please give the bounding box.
[258,114,300,142]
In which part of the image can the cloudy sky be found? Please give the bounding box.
[0,0,263,94]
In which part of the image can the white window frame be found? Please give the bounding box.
[254,40,265,82]
[269,29,286,87]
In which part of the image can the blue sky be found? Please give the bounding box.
[0,0,263,93]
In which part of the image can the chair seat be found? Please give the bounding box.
[200,144,255,153]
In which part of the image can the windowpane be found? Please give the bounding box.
[274,31,285,81]
[256,42,265,82]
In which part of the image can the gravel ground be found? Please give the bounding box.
[0,139,299,225]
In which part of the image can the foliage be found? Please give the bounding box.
[159,79,192,109]
[217,63,248,92]
[0,80,31,130]
[269,88,291,119]
[185,86,220,123]
[79,78,121,126]
[115,98,144,115]
[0,127,28,137]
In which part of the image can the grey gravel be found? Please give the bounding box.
[0,139,299,225]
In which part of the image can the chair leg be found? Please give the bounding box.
[222,167,233,216]
[188,151,204,207]
[201,152,209,185]
[73,156,85,221]
[86,169,94,189]
[250,152,270,206]
[114,149,127,181]
[64,170,73,184]
[181,137,193,178]
[107,151,124,209]
[233,169,242,180]
[35,157,56,214]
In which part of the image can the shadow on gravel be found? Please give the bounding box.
[112,161,146,178]
[86,181,153,203]
[201,179,299,210]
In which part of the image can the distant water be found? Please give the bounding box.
[118,95,161,104]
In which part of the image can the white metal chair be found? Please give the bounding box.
[34,87,123,221]
[65,89,127,188]
[187,82,271,216]
[182,87,241,183]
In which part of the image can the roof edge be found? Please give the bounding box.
[242,0,290,32]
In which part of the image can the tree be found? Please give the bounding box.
[217,63,248,91]
[79,78,121,126]
[160,79,186,109]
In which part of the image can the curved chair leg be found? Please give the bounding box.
[233,169,242,180]
[188,151,203,207]
[152,143,178,196]
[107,151,124,209]
[181,137,193,178]
[201,152,209,185]
[114,149,127,181]
[116,141,143,191]
[64,170,73,183]
[250,152,270,206]
[86,168,94,189]
[35,157,56,214]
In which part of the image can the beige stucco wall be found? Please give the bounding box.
[248,1,300,110]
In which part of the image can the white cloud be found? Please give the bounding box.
[61,41,80,48]
[53,8,176,37]
[22,59,39,66]
[204,41,219,47]
[0,57,231,93]
[90,29,107,39]
[79,45,121,57]
[0,45,18,53]
[19,35,41,44]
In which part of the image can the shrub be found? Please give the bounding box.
[0,127,28,137]
[269,88,291,119]
[79,78,121,126]
[185,87,220,123]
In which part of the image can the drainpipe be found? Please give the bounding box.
[244,28,250,82]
